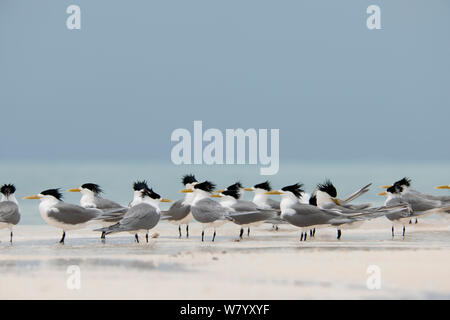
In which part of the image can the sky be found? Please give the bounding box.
[1,0,449,163]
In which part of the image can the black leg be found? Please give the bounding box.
[247,227,250,237]
[201,230,204,242]
[59,231,66,244]
[415,218,418,224]
[239,228,244,239]
[409,219,412,224]
[402,226,405,238]
[212,230,216,242]
[135,234,139,243]
[275,225,279,231]
[313,228,316,237]
[309,229,312,237]
[178,225,182,238]
[186,225,189,238]
[304,233,307,241]
[146,233,149,243]
[101,231,106,239]
[337,229,342,240]
[10,231,13,243]
[300,232,303,241]
[392,225,394,238]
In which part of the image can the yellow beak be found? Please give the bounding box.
[243,187,254,192]
[377,191,388,196]
[210,194,222,198]
[23,195,41,200]
[332,198,341,206]
[180,189,194,193]
[436,185,450,189]
[265,190,283,195]
[215,189,225,193]
[381,185,392,189]
[68,188,82,192]
[160,198,172,203]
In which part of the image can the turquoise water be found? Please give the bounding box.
[1,160,449,225]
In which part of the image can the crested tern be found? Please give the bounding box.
[266,183,408,241]
[96,185,171,243]
[212,188,277,239]
[68,183,127,239]
[181,181,231,242]
[24,189,102,244]
[243,181,289,230]
[312,180,372,239]
[378,183,450,237]
[0,184,21,243]
[161,174,198,238]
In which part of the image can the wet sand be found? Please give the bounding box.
[1,218,450,299]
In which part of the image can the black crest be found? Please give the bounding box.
[227,182,243,190]
[222,189,240,199]
[309,194,317,206]
[317,180,337,197]
[143,188,161,200]
[387,185,402,194]
[133,180,149,191]
[194,181,216,193]
[41,189,63,200]
[0,184,16,196]
[394,177,411,188]
[182,174,197,185]
[281,183,304,198]
[254,181,271,191]
[81,183,103,194]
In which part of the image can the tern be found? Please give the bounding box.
[383,178,450,202]
[0,184,21,243]
[315,180,373,239]
[96,185,171,243]
[212,188,278,239]
[243,181,289,230]
[378,183,450,237]
[68,183,127,239]
[211,181,272,239]
[266,183,408,241]
[24,189,102,244]
[377,185,413,238]
[181,181,231,242]
[161,174,198,238]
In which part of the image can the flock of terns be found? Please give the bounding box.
[0,175,450,244]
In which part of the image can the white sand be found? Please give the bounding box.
[1,218,450,299]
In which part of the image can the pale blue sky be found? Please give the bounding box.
[1,0,449,163]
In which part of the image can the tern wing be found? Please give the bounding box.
[283,203,353,227]
[49,203,100,225]
[231,200,260,212]
[99,203,160,233]
[401,193,443,212]
[162,200,191,221]
[191,198,229,223]
[227,210,278,225]
[409,189,450,203]
[267,198,281,210]
[93,197,124,210]
[340,183,372,204]
[0,201,20,225]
